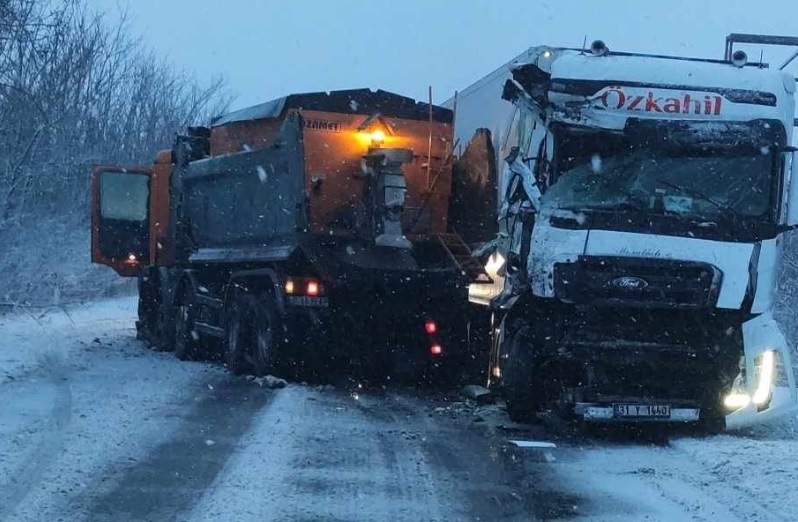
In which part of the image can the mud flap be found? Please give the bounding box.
[725,312,798,429]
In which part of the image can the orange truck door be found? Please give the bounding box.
[91,165,152,277]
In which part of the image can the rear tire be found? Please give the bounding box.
[174,296,200,361]
[226,291,248,375]
[137,270,164,348]
[250,292,282,377]
[226,290,283,377]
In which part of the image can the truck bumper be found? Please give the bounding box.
[567,313,798,429]
[281,279,469,373]
[724,312,798,430]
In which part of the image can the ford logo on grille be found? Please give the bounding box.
[611,276,649,290]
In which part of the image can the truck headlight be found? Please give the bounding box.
[484,251,505,279]
[751,350,775,405]
[723,392,750,409]
[723,350,776,411]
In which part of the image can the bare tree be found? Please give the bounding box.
[0,0,232,304]
[0,0,231,219]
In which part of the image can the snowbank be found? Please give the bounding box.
[672,419,798,520]
[0,217,135,307]
[0,296,138,384]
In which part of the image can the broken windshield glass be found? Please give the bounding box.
[540,122,780,224]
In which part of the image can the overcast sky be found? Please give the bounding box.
[90,0,798,112]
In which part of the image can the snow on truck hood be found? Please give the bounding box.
[549,52,795,98]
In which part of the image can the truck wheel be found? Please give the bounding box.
[174,300,200,361]
[250,292,282,377]
[137,271,159,346]
[505,394,537,423]
[226,292,249,375]
[501,320,543,423]
[226,291,282,376]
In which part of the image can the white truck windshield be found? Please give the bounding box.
[542,148,774,221]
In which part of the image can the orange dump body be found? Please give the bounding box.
[92,90,455,277]
[207,91,453,237]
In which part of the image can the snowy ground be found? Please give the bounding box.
[0,297,139,385]
[0,219,134,307]
[0,298,797,521]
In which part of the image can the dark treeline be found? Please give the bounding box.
[0,0,230,304]
[0,0,230,222]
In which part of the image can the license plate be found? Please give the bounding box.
[285,296,329,308]
[613,404,671,418]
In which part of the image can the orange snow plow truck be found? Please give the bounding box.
[91,89,487,380]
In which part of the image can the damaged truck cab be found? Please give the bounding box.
[455,35,798,429]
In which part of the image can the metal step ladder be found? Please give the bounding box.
[437,233,492,283]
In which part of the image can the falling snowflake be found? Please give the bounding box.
[590,154,602,173]
[257,165,268,182]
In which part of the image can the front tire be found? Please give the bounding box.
[500,319,544,423]
[505,393,537,423]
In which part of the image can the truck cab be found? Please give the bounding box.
[455,35,798,429]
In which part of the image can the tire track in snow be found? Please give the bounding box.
[0,352,72,522]
[81,376,276,522]
[356,390,549,521]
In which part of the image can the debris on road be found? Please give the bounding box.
[509,439,557,449]
[252,375,287,389]
[431,401,473,417]
[460,384,494,403]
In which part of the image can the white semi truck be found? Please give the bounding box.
[451,34,798,430]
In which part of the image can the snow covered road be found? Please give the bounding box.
[1,298,797,521]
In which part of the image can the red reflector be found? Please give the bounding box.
[424,320,437,335]
[306,280,320,296]
[430,344,442,356]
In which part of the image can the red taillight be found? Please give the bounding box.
[306,280,320,296]
[424,320,437,335]
[430,344,442,356]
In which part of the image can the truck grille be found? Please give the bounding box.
[553,256,722,309]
